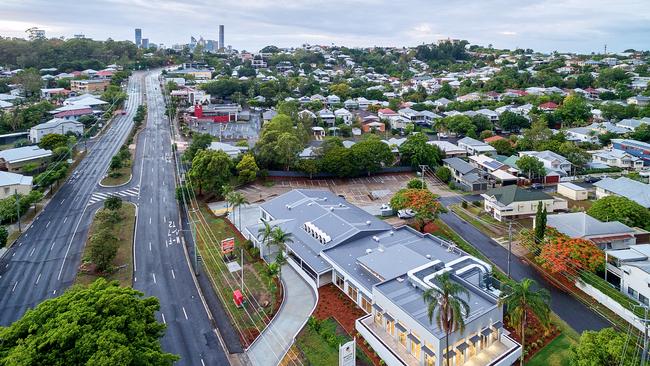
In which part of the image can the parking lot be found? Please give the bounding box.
[237,172,457,207]
[190,114,261,142]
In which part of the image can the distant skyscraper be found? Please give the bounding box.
[135,28,142,48]
[141,38,149,49]
[219,25,224,51]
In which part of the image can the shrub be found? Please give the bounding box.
[461,201,468,208]
[472,200,481,207]
[406,178,426,189]
[435,166,452,183]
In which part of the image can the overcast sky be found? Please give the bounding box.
[1,0,649,53]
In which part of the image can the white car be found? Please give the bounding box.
[397,209,415,219]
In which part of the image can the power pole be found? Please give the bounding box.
[643,306,649,366]
[189,207,199,276]
[420,165,426,188]
[241,247,244,291]
[507,221,512,278]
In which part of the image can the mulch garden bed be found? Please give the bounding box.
[314,284,382,366]
[504,309,561,362]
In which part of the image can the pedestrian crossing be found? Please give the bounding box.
[88,186,140,206]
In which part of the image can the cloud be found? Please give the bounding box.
[0,0,648,53]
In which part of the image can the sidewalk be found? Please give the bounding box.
[246,264,316,366]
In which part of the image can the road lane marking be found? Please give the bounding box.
[171,269,175,279]
[30,248,35,256]
[60,199,65,205]
[150,197,153,203]
[201,359,206,366]
[149,242,152,251]
[35,273,41,285]
[182,306,188,320]
[63,217,67,224]
[163,216,166,223]
[134,277,137,282]
[161,313,166,324]
[46,221,50,228]
[149,217,152,224]
[12,281,18,292]
[50,242,55,251]
[152,273,157,284]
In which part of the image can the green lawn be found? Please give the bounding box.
[295,318,372,366]
[100,157,132,186]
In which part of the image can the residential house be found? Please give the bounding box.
[591,149,644,170]
[627,96,650,106]
[378,108,398,120]
[544,212,639,250]
[469,155,519,186]
[0,171,32,199]
[611,139,650,166]
[319,109,336,126]
[538,102,558,111]
[443,158,488,192]
[208,141,248,158]
[519,151,572,175]
[243,190,521,366]
[344,99,359,110]
[0,146,53,172]
[617,118,650,131]
[70,79,110,93]
[481,185,568,221]
[334,108,353,125]
[327,95,341,105]
[298,109,316,122]
[566,127,599,144]
[262,109,278,124]
[50,104,94,121]
[556,182,592,201]
[457,137,497,157]
[29,118,83,143]
[433,97,452,108]
[427,141,466,158]
[605,245,650,308]
[594,177,650,208]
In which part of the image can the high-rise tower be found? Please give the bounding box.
[219,25,224,51]
[135,28,142,48]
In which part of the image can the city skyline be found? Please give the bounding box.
[0,0,649,53]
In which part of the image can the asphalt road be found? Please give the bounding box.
[96,71,229,365]
[439,196,611,333]
[0,74,144,325]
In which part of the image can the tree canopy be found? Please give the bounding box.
[398,134,442,169]
[587,195,650,230]
[0,278,178,365]
[188,149,233,196]
[571,327,640,366]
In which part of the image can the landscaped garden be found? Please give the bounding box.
[191,203,281,347]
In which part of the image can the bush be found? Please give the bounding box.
[406,178,426,189]
[0,226,7,248]
[472,200,481,207]
[461,201,468,208]
[250,247,260,260]
[436,166,451,183]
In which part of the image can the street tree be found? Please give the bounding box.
[398,133,443,169]
[236,154,259,184]
[188,149,233,196]
[516,155,545,180]
[0,278,178,365]
[0,226,7,248]
[183,133,212,162]
[390,188,445,231]
[349,135,394,175]
[89,227,119,272]
[435,166,452,183]
[274,132,302,170]
[104,196,123,211]
[571,327,640,366]
[534,202,547,244]
[39,133,69,150]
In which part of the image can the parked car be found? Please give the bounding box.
[583,176,600,183]
[397,209,415,219]
[530,183,544,190]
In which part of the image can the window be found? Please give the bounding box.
[347,285,358,303]
[425,353,436,366]
[628,286,639,299]
[386,320,394,336]
[410,338,421,359]
[361,296,372,313]
[335,274,344,289]
[641,294,649,306]
[3,187,8,194]
[399,331,407,348]
[374,312,383,326]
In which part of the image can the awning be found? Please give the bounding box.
[492,321,503,329]
[396,322,407,333]
[591,234,634,243]
[408,334,420,344]
[373,303,383,313]
[469,334,481,344]
[422,345,435,357]
[384,313,394,322]
[481,327,494,337]
[457,342,469,352]
[444,350,457,358]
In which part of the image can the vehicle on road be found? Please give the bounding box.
[583,176,600,183]
[530,183,544,190]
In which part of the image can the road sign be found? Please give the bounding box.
[339,338,356,366]
[221,237,235,255]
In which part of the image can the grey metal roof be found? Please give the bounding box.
[443,157,475,175]
[0,171,32,187]
[0,146,52,164]
[594,177,650,208]
[546,212,634,239]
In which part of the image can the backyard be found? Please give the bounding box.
[191,203,281,347]
[75,203,136,287]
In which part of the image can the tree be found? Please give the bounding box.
[226,191,248,230]
[407,178,426,189]
[555,94,590,127]
[257,221,273,258]
[236,154,259,184]
[0,278,178,365]
[422,272,470,366]
[319,145,358,178]
[265,262,281,288]
[516,155,545,180]
[443,115,476,137]
[38,133,69,150]
[390,188,445,231]
[104,196,123,211]
[183,133,212,162]
[571,327,640,366]
[269,226,293,259]
[89,227,119,272]
[630,124,650,143]
[489,139,515,156]
[398,133,442,168]
[499,278,551,366]
[274,132,302,170]
[498,111,530,132]
[14,68,42,98]
[188,149,233,196]
[435,166,452,183]
[534,202,547,244]
[587,195,650,230]
[349,135,394,175]
[0,226,7,248]
[538,236,604,274]
[296,159,319,179]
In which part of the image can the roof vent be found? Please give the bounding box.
[285,204,291,210]
[365,248,373,254]
[389,230,394,236]
[366,220,372,226]
[396,277,404,282]
[372,236,380,242]
[330,207,334,211]
[426,254,432,259]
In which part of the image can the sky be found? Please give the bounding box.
[1,0,649,54]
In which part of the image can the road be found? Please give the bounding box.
[98,71,229,365]
[0,74,144,325]
[438,196,611,333]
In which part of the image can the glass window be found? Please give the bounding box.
[361,296,372,313]
[399,331,407,348]
[628,286,639,299]
[347,285,358,303]
[386,320,394,336]
[641,294,649,306]
[425,354,436,366]
[335,274,344,289]
[374,312,383,326]
[411,338,421,359]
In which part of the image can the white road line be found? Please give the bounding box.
[163,216,166,223]
[150,197,153,203]
[12,281,18,292]
[149,242,152,251]
[171,269,175,279]
[149,217,152,224]
[35,273,41,285]
[152,273,157,284]
[161,313,166,324]
[182,306,188,320]
[201,359,206,366]
[46,221,50,228]
[63,217,67,224]
[50,242,55,251]
[134,276,137,282]
[53,290,56,295]
[30,248,35,257]
[60,199,65,205]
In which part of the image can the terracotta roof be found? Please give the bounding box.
[539,102,558,109]
[483,135,506,143]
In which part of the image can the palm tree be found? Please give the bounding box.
[257,221,272,258]
[227,192,249,230]
[422,272,470,366]
[499,278,551,366]
[266,262,281,289]
[269,226,293,260]
[222,183,233,213]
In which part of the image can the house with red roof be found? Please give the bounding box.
[377,108,398,120]
[539,101,559,111]
[96,70,114,79]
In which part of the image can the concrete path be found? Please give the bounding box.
[246,264,317,366]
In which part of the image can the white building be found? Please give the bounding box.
[0,171,32,198]
[29,118,84,144]
[481,185,568,221]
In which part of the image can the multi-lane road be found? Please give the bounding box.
[0,71,230,365]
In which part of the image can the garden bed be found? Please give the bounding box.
[75,203,136,287]
[100,147,133,186]
[191,203,281,347]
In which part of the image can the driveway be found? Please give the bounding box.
[246,264,317,366]
[438,210,611,333]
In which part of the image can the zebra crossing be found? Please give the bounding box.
[87,186,140,206]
